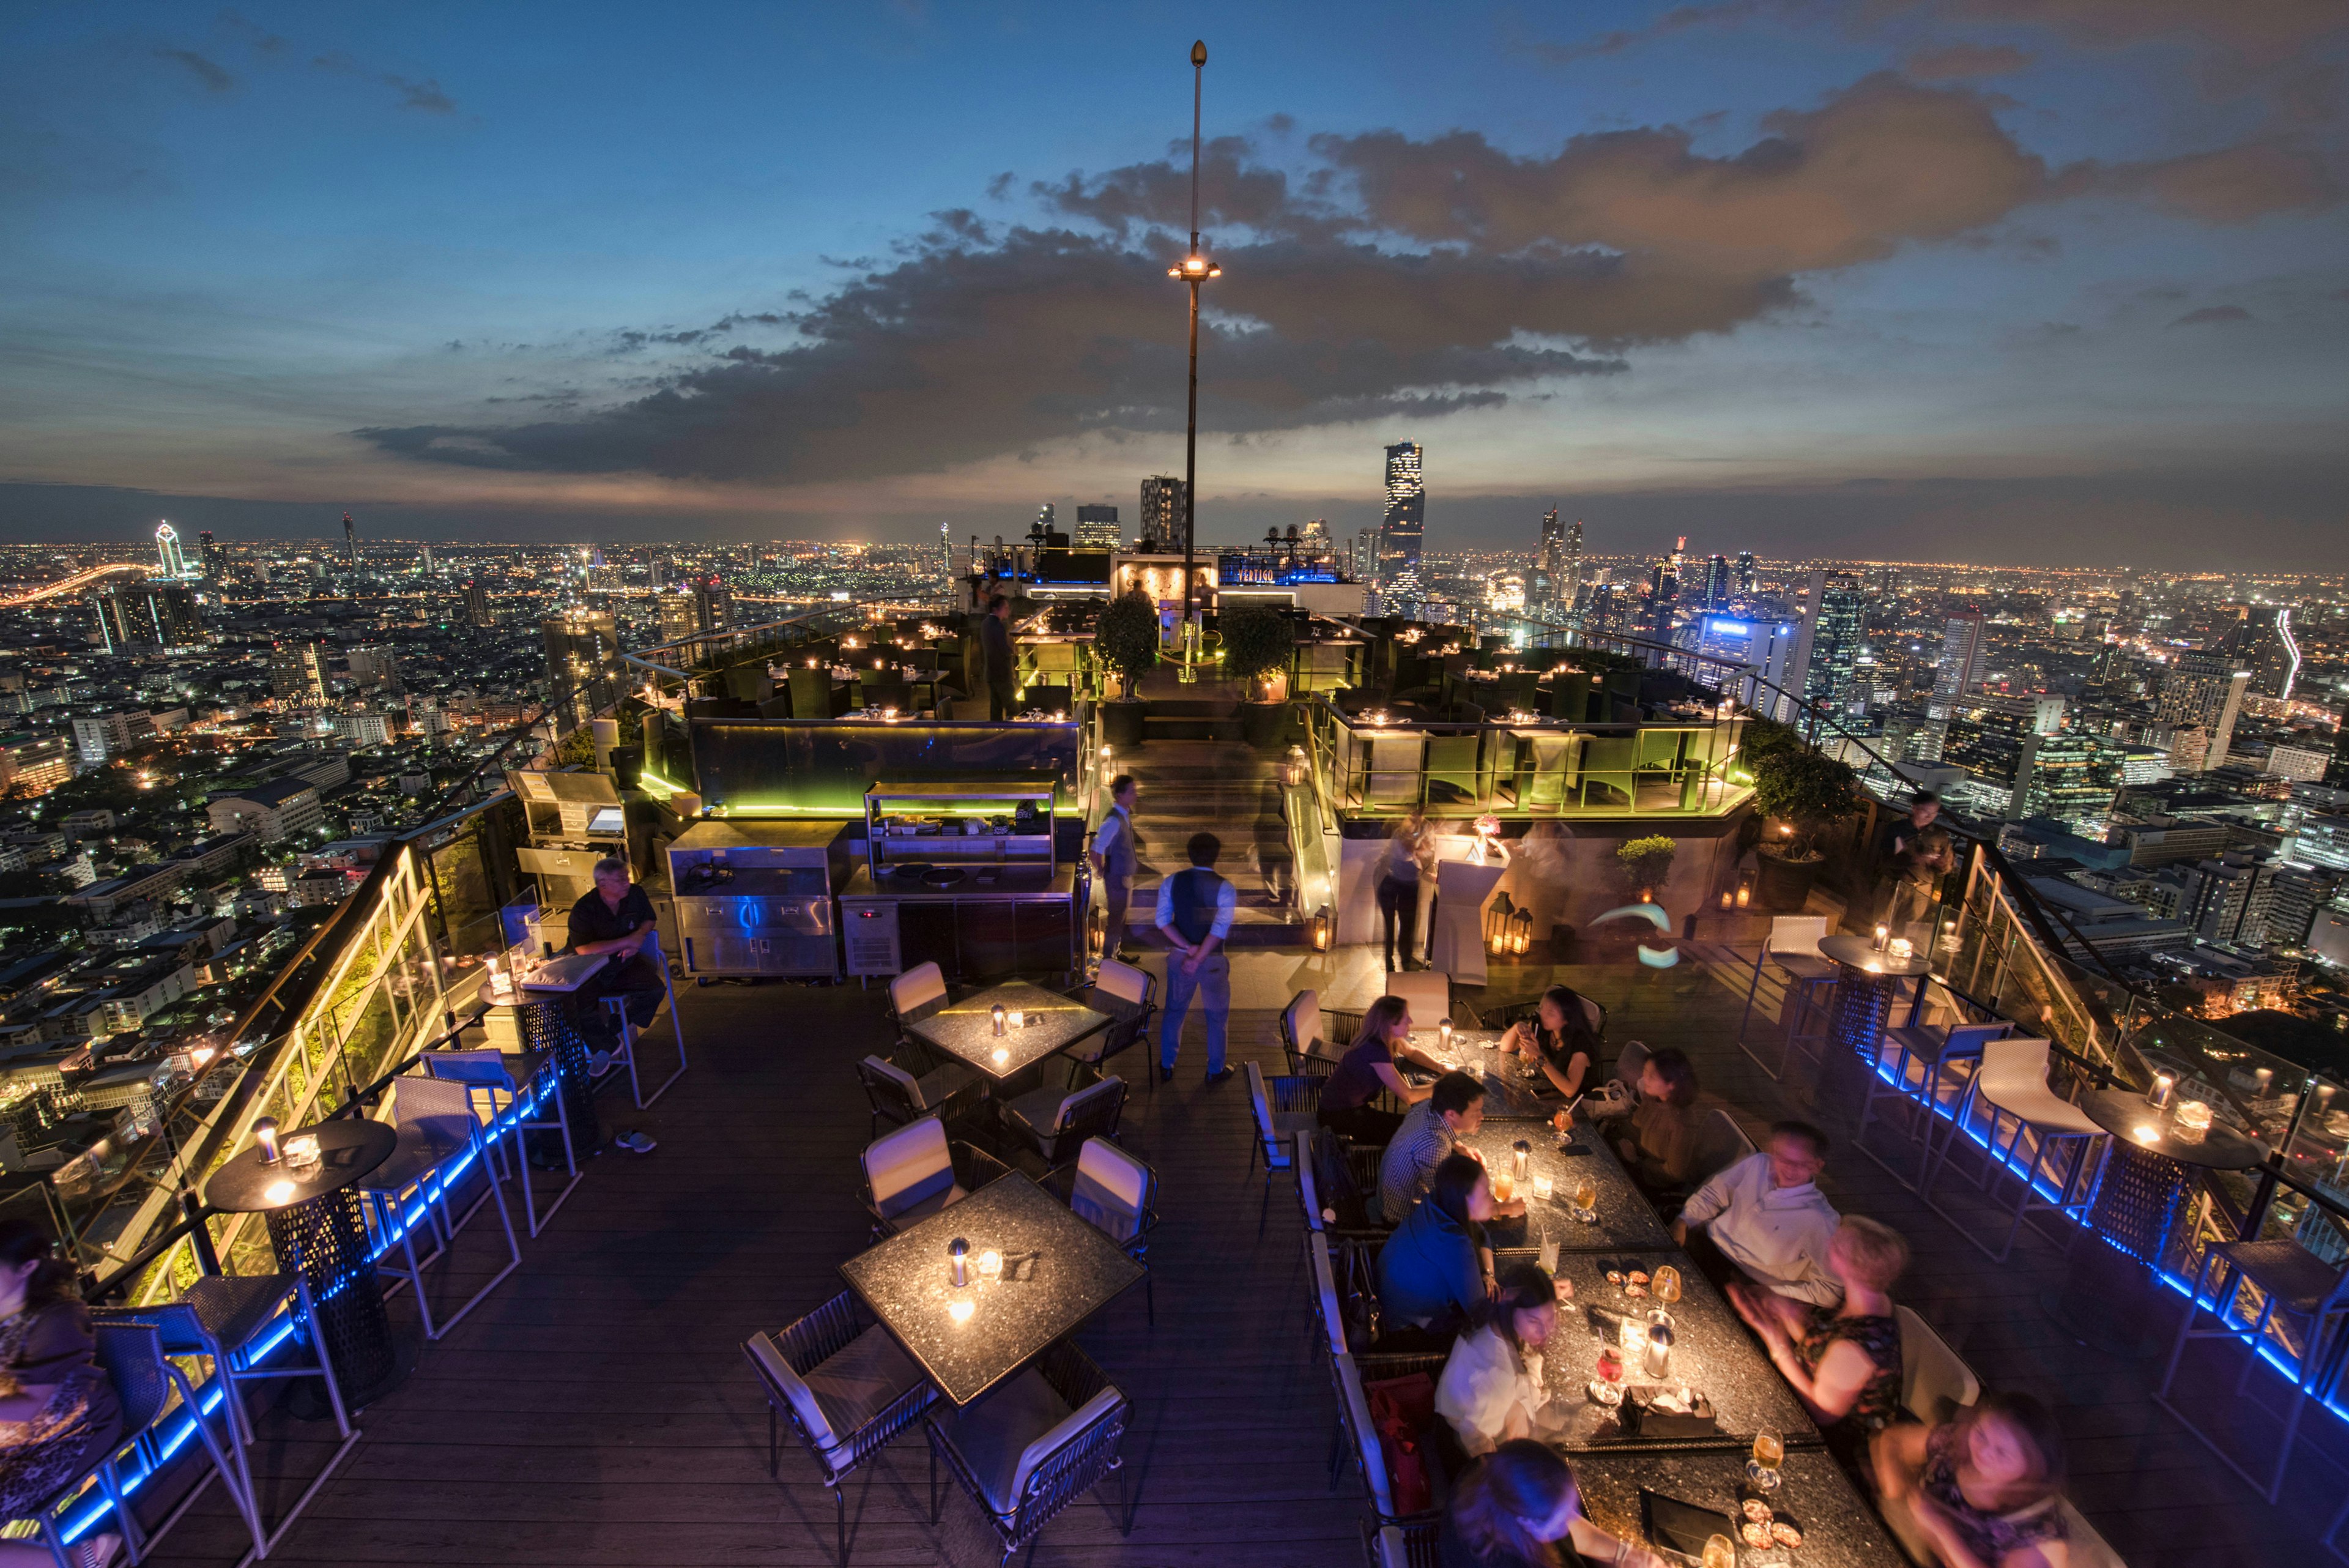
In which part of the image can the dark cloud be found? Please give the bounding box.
[155,47,234,92]
[2113,143,2340,223]
[2169,304,2252,325]
[1899,0,2349,63]
[1903,43,2033,77]
[310,51,456,114]
[1523,3,1767,65]
[1033,136,1332,240]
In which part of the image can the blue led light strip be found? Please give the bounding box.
[52,1079,550,1544]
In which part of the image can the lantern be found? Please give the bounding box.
[1283,746,1307,789]
[1719,888,1734,911]
[1735,879,1752,908]
[1486,891,1516,956]
[1310,905,1332,952]
[1510,908,1534,956]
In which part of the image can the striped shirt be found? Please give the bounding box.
[1376,1099,1457,1223]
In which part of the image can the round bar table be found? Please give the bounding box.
[1816,935,1931,1060]
[207,1118,400,1405]
[2041,1088,2268,1355]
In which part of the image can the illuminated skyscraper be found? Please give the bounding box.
[1074,505,1121,548]
[1376,442,1425,604]
[270,640,327,704]
[462,579,494,628]
[2230,606,2301,699]
[1532,508,1565,617]
[2157,651,2251,772]
[196,529,222,581]
[343,511,358,569]
[1913,611,1987,762]
[154,521,188,580]
[95,584,202,652]
[1792,570,1867,718]
[1562,516,1585,611]
[1734,552,1757,595]
[1139,476,1185,549]
[1701,554,1731,611]
[543,611,621,728]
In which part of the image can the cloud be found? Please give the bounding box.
[154,47,234,93]
[2111,143,2340,223]
[1523,3,1768,65]
[1897,0,2349,63]
[310,51,457,114]
[1903,43,2033,78]
[2169,304,2252,325]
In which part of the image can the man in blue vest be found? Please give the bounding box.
[1088,773,1141,961]
[1155,830,1236,1083]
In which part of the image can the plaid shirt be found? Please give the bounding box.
[1376,1099,1456,1223]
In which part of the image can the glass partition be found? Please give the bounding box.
[688,718,1085,817]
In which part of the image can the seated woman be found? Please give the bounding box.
[1731,1217,1907,1455]
[0,1222,124,1568]
[1595,1047,1701,1192]
[1873,1391,2069,1568]
[1439,1440,1664,1568]
[1376,1153,1500,1340]
[1318,995,1447,1146]
[1499,986,1598,1103]
[1436,1263,1573,1458]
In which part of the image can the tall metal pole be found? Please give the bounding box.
[1180,39,1206,631]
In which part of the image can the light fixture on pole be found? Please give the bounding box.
[1170,39,1219,634]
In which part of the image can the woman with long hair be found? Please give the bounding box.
[1598,1047,1702,1191]
[1379,809,1437,973]
[1873,1391,2069,1568]
[1439,1440,1663,1568]
[1318,995,1450,1145]
[1732,1217,1907,1450]
[1376,1153,1499,1338]
[1435,1263,1572,1457]
[0,1221,122,1567]
[1501,985,1599,1102]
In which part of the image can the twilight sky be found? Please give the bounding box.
[2,1,2345,566]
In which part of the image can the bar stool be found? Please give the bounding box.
[1736,916,1838,1080]
[358,1075,523,1339]
[1920,1037,2106,1262]
[595,930,688,1109]
[2157,1237,2349,1502]
[426,1046,581,1237]
[1856,1018,2011,1187]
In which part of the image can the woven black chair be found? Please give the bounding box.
[856,1053,980,1140]
[1042,1137,1160,1326]
[858,1118,1013,1238]
[1066,959,1154,1093]
[745,1290,938,1566]
[995,1076,1127,1174]
[1246,1065,1324,1235]
[923,1336,1129,1565]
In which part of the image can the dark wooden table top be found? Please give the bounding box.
[903,979,1112,1082]
[840,1171,1144,1406]
[1528,1247,1820,1453]
[206,1118,398,1213]
[1458,1122,1675,1254]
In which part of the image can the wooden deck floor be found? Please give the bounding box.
[139,940,2343,1567]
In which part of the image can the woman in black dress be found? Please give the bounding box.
[0,1221,123,1567]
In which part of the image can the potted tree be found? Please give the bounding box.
[1093,589,1159,748]
[1219,603,1296,749]
[1750,747,1860,909]
[1614,834,1677,904]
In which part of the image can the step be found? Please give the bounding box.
[1142,717,1244,741]
[1143,697,1242,719]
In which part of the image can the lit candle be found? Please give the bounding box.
[948,1238,970,1287]
[253,1117,281,1165]
[991,1046,1010,1066]
[2149,1072,2175,1110]
[1512,1140,1531,1180]
[991,1005,1006,1036]
[1438,1019,1454,1052]
[1873,924,1890,952]
[1007,1009,1024,1030]
[1889,937,1914,962]
[978,1249,1003,1279]
[948,1298,974,1323]
[264,1179,296,1205]
[1533,1175,1554,1201]
[1735,886,1751,908]
[2175,1101,2213,1143]
[1720,890,1734,910]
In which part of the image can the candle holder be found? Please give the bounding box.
[1644,1321,1674,1379]
[990,1005,1007,1036]
[2149,1072,2175,1110]
[2175,1100,2213,1143]
[1532,1175,1554,1202]
[948,1238,970,1287]
[1438,1019,1454,1053]
[1511,1140,1531,1181]
[977,1249,1003,1279]
[283,1135,322,1175]
[1872,923,1890,953]
[253,1117,282,1166]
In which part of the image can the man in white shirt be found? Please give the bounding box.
[1088,775,1140,960]
[1672,1121,1842,1307]
[1156,830,1237,1084]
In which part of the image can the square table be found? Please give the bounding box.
[1527,1248,1819,1453]
[840,1172,1144,1406]
[902,979,1111,1083]
[1570,1447,1901,1568]
[1405,1029,1564,1121]
[1456,1123,1674,1254]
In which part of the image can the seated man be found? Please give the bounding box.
[1377,1071,1526,1227]
[565,856,667,1047]
[1671,1120,1841,1306]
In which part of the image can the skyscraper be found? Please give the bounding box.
[1794,571,1866,719]
[1033,503,1058,541]
[154,521,187,580]
[1074,505,1121,548]
[1562,516,1586,611]
[270,641,327,704]
[1139,476,1185,549]
[420,543,435,576]
[196,529,222,581]
[342,511,358,570]
[1532,508,1565,618]
[1913,611,1987,762]
[692,578,735,639]
[1701,554,1731,611]
[1734,552,1757,595]
[1646,546,1680,641]
[1376,442,1425,604]
[95,584,202,652]
[462,579,494,628]
[543,611,621,728]
[2157,651,2252,772]
[2231,606,2301,699]
[1299,518,1333,557]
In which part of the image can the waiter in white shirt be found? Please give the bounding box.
[1088,774,1140,960]
[1672,1120,1843,1306]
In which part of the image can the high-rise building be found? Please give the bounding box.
[1033,503,1058,541]
[196,529,222,581]
[346,645,399,689]
[1912,611,1988,762]
[420,543,435,576]
[648,555,668,590]
[1138,476,1186,549]
[1073,505,1121,548]
[94,584,202,652]
[270,641,327,705]
[2326,722,2349,789]
[2266,869,2336,948]
[1646,544,1681,642]
[2230,605,2301,700]
[692,578,735,639]
[2157,651,2252,772]
[1376,442,1425,604]
[1701,555,1731,611]
[1532,508,1565,618]
[1734,552,1757,595]
[2016,732,2127,836]
[1942,694,2067,819]
[1795,571,1867,718]
[1299,518,1333,557]
[342,511,358,570]
[543,611,621,728]
[1693,614,1806,722]
[656,590,697,645]
[462,579,494,628]
[154,521,188,580]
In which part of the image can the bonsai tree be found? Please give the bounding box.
[1751,747,1860,860]
[1093,589,1160,700]
[1614,834,1676,900]
[1217,604,1294,698]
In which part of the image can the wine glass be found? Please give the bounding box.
[1748,1428,1784,1491]
[1573,1175,1598,1221]
[1702,1535,1735,1568]
[1653,1266,1682,1307]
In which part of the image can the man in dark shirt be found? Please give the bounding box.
[981,593,1017,720]
[566,857,666,1035]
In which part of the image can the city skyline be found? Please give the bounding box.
[3,2,2346,565]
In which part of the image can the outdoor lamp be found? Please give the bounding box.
[1511,909,1534,956]
[253,1117,281,1166]
[1310,905,1332,951]
[1486,891,1515,956]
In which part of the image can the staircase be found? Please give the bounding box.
[1112,675,1302,945]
